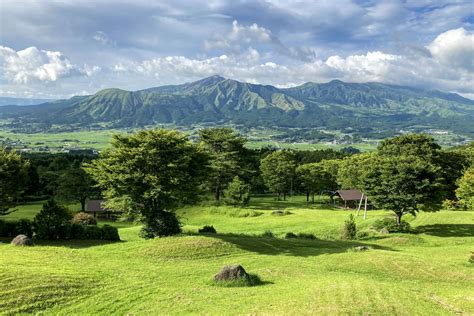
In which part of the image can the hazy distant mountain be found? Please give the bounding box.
[0,97,55,106]
[1,76,473,135]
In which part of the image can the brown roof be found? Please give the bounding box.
[86,200,108,212]
[336,190,363,201]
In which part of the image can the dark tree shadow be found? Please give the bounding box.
[416,224,474,237]
[199,233,394,257]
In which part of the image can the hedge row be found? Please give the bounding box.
[0,219,120,241]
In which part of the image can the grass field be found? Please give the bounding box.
[1,196,473,315]
[0,129,377,152]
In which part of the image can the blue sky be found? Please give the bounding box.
[0,0,473,98]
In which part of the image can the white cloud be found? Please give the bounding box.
[0,46,96,84]
[93,31,116,46]
[427,28,474,71]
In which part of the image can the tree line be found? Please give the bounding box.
[1,128,473,238]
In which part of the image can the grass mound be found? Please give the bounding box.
[136,236,242,260]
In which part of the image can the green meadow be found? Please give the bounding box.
[1,196,473,315]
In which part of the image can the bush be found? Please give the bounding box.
[101,225,120,241]
[373,217,411,233]
[198,225,217,234]
[33,200,72,240]
[261,231,274,238]
[0,219,33,237]
[72,212,97,225]
[442,199,462,211]
[139,211,181,239]
[297,232,316,240]
[285,232,298,239]
[84,225,103,240]
[15,219,33,238]
[224,177,251,206]
[271,210,292,216]
[340,214,357,240]
[70,223,86,239]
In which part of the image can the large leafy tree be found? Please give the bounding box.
[0,147,29,215]
[456,166,474,209]
[297,160,338,203]
[198,127,247,201]
[361,155,444,223]
[85,129,209,238]
[260,150,296,200]
[56,165,98,211]
[340,134,446,224]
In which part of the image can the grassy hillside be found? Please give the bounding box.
[1,196,473,314]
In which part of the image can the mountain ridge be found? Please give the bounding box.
[1,76,473,135]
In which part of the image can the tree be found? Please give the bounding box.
[361,154,444,224]
[84,129,209,238]
[56,166,97,211]
[297,160,338,203]
[198,128,247,201]
[0,147,29,215]
[260,150,296,200]
[224,176,251,205]
[456,167,474,209]
[33,199,72,240]
[337,135,447,224]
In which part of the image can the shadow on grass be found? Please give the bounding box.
[197,232,394,257]
[27,239,124,249]
[416,224,474,237]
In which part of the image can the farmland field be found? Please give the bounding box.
[1,196,473,315]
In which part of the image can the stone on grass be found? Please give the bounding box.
[214,265,249,282]
[11,234,34,246]
[354,246,369,251]
[379,228,389,235]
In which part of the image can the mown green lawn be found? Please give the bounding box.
[1,196,473,315]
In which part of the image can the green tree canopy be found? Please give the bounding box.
[56,166,98,211]
[0,147,29,215]
[198,127,247,201]
[456,166,474,209]
[85,129,209,238]
[260,150,296,200]
[297,160,338,203]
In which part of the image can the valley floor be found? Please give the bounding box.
[1,196,473,315]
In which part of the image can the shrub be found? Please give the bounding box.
[139,211,182,239]
[340,214,357,240]
[297,233,317,240]
[72,212,97,225]
[0,219,33,237]
[101,225,120,241]
[285,232,298,239]
[33,200,72,240]
[15,219,33,238]
[261,230,274,238]
[373,217,411,233]
[70,223,87,239]
[198,225,217,234]
[271,210,292,216]
[224,177,251,206]
[442,199,459,211]
[84,225,103,240]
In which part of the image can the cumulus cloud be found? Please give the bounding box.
[427,28,474,71]
[0,46,97,84]
[205,20,316,61]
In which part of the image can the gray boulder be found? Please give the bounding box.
[214,265,249,282]
[11,234,34,246]
[354,246,370,251]
[380,228,390,235]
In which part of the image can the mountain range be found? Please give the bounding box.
[1,75,473,135]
